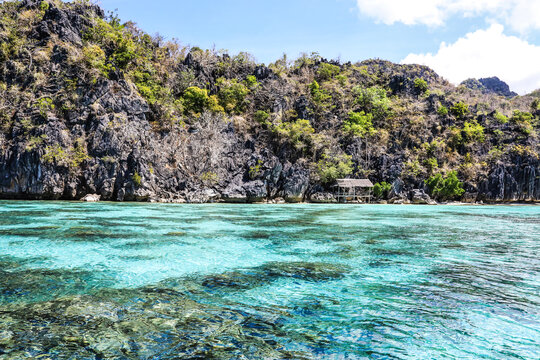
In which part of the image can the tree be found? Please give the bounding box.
[425,171,465,201]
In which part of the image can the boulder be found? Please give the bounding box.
[81,194,101,202]
[408,189,435,204]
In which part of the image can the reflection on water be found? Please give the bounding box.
[0,201,539,359]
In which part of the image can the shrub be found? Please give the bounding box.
[248,160,263,179]
[309,80,332,106]
[342,111,375,138]
[317,63,340,81]
[245,75,259,88]
[462,121,485,143]
[373,181,391,199]
[437,105,448,116]
[425,171,465,201]
[183,86,209,116]
[494,111,508,124]
[532,99,540,111]
[36,97,55,117]
[254,110,270,125]
[352,86,390,121]
[413,78,428,95]
[132,172,142,186]
[423,157,439,174]
[274,119,315,148]
[316,152,353,184]
[511,110,534,136]
[450,101,469,119]
[216,78,249,114]
[200,171,219,185]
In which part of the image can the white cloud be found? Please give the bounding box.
[356,0,540,34]
[401,24,540,94]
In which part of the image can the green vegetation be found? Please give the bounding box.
[425,171,465,201]
[352,86,390,121]
[317,63,340,81]
[316,152,353,184]
[342,111,375,137]
[413,78,428,95]
[373,181,391,199]
[132,172,142,186]
[450,101,469,119]
[200,171,219,185]
[0,0,537,203]
[274,119,315,150]
[494,111,508,124]
[248,160,263,179]
[217,78,249,114]
[35,97,55,117]
[437,105,448,116]
[42,139,89,169]
[462,121,485,143]
[254,110,270,125]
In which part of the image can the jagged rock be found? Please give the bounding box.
[81,194,101,202]
[388,178,405,199]
[462,192,479,203]
[310,192,337,203]
[461,77,518,98]
[408,189,435,205]
[281,164,309,203]
[186,189,220,203]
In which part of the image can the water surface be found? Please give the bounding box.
[0,202,539,359]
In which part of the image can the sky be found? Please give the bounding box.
[93,0,540,94]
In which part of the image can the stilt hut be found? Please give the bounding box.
[334,179,374,203]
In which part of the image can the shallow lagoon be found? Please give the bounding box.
[0,201,539,359]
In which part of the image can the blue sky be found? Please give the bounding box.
[96,0,540,94]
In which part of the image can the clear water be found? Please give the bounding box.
[0,201,539,359]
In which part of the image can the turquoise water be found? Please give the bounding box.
[0,201,539,359]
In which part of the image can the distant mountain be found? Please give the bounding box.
[461,77,518,98]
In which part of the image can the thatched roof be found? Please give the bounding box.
[335,179,374,188]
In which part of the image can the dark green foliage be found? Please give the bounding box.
[425,171,465,201]
[373,182,391,199]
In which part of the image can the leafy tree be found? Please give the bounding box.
[317,63,340,81]
[274,119,315,150]
[352,86,390,121]
[217,78,249,114]
[425,171,465,201]
[342,111,375,137]
[316,152,353,184]
[373,181,391,199]
[183,86,209,116]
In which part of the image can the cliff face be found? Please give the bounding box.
[0,0,538,203]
